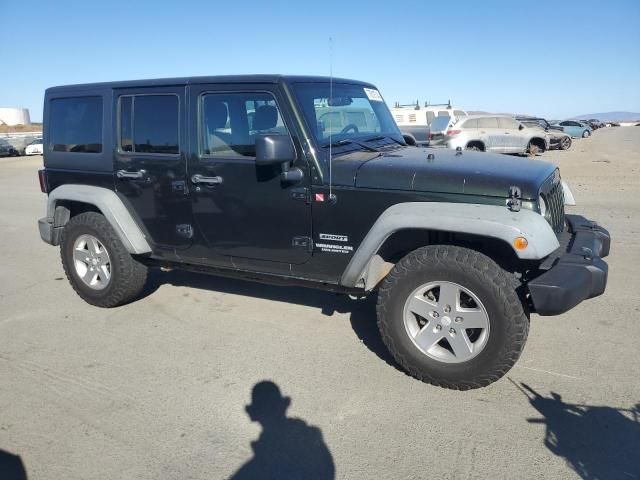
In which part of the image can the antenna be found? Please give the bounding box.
[328,37,336,204]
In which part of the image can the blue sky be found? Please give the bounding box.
[1,0,638,121]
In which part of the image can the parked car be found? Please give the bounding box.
[391,101,467,145]
[555,120,592,138]
[0,139,21,157]
[516,117,572,150]
[588,119,604,129]
[440,115,549,155]
[25,138,44,155]
[37,74,610,390]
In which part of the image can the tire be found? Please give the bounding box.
[527,141,541,156]
[60,212,148,307]
[582,130,590,138]
[376,245,529,390]
[559,136,572,150]
[465,144,482,151]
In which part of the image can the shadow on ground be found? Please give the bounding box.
[512,380,640,480]
[229,380,335,480]
[141,268,400,369]
[0,449,27,480]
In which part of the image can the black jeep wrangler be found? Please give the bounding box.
[37,75,610,389]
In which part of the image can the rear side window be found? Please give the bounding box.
[454,110,467,118]
[477,117,499,128]
[49,96,102,153]
[119,95,179,154]
[462,118,478,128]
[426,111,435,125]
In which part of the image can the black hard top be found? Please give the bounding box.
[46,75,375,93]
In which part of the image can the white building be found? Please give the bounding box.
[0,107,31,126]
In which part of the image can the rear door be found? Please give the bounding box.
[186,83,313,268]
[477,117,502,151]
[114,87,192,255]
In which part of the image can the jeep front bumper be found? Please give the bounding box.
[528,214,610,316]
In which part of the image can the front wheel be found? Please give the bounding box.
[376,245,529,390]
[560,136,572,150]
[60,212,148,307]
[582,129,590,138]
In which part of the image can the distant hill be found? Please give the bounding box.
[569,111,640,122]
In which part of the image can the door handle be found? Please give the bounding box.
[191,174,223,185]
[116,169,147,180]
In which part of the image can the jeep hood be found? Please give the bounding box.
[331,147,556,200]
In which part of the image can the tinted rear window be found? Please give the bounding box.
[119,95,179,154]
[49,96,102,153]
[430,115,451,132]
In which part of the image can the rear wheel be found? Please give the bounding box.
[527,141,541,156]
[376,245,529,390]
[60,212,147,307]
[465,143,483,151]
[560,136,572,150]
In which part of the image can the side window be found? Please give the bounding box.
[426,111,435,125]
[437,111,450,117]
[454,110,467,118]
[477,117,499,128]
[463,118,478,128]
[49,96,102,153]
[498,117,520,129]
[201,92,288,158]
[119,95,179,154]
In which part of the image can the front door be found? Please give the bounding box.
[114,87,192,254]
[187,84,313,267]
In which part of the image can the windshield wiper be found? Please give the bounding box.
[363,135,405,146]
[321,139,380,152]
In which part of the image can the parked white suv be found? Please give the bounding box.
[391,102,467,145]
[443,115,549,155]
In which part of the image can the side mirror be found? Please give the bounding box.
[255,134,296,166]
[518,124,524,130]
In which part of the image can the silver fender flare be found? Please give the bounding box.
[46,185,151,254]
[340,202,560,288]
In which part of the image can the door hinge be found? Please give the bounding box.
[176,224,194,239]
[290,187,311,204]
[292,236,313,253]
[171,180,188,194]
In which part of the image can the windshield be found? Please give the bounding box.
[291,82,402,148]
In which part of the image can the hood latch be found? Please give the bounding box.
[507,186,522,212]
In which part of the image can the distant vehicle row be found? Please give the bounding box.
[0,137,43,157]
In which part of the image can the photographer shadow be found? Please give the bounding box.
[515,381,640,479]
[229,381,335,480]
[0,449,27,480]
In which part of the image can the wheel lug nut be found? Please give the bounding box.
[432,311,439,318]
[443,305,451,313]
[455,317,463,323]
[449,328,456,335]
[435,324,442,331]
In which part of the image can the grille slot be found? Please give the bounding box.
[541,173,566,234]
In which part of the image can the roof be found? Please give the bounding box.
[45,75,375,93]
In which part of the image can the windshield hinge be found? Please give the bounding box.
[507,186,522,212]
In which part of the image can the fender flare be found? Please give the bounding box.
[45,184,152,254]
[340,202,560,288]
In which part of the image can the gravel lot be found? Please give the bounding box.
[1,128,639,480]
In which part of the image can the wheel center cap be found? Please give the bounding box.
[441,316,452,327]
[92,258,98,266]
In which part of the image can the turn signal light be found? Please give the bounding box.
[513,236,528,250]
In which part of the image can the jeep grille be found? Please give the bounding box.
[540,172,566,234]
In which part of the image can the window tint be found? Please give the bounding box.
[477,117,499,128]
[463,118,478,128]
[201,92,288,157]
[119,95,179,154]
[498,117,521,129]
[49,96,102,153]
[437,111,450,117]
[454,110,467,118]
